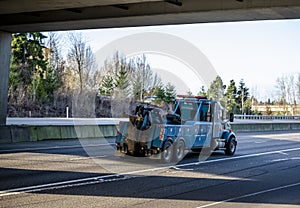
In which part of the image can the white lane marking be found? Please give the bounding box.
[272,158,289,162]
[254,140,267,144]
[275,151,289,155]
[0,175,133,197]
[170,166,194,171]
[251,132,300,138]
[0,143,115,153]
[1,147,300,197]
[173,147,300,169]
[0,174,125,197]
[69,155,107,160]
[196,181,300,208]
[272,157,300,162]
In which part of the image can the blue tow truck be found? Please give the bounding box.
[116,96,237,163]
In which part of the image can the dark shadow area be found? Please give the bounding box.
[0,167,109,191]
[0,137,116,157]
[32,166,300,206]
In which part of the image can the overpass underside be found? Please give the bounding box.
[1,0,300,125]
[1,0,300,32]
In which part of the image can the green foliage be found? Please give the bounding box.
[225,79,238,114]
[243,99,252,115]
[207,76,226,102]
[9,32,63,106]
[152,85,165,105]
[35,66,61,103]
[100,74,115,96]
[99,52,131,97]
[236,79,250,114]
[116,64,130,90]
[99,52,165,102]
[164,83,176,103]
[265,106,272,115]
[198,86,207,97]
[10,33,48,103]
[152,83,176,105]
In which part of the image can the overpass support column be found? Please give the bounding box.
[0,31,12,125]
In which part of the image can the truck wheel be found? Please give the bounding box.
[225,137,237,155]
[122,144,128,155]
[173,139,186,162]
[161,140,173,163]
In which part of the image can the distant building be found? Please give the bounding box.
[144,96,157,103]
[252,104,300,116]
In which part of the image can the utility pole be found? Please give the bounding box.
[140,63,145,102]
[241,89,244,115]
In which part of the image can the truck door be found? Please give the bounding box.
[195,101,212,148]
[212,102,222,138]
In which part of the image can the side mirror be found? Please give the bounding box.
[229,113,234,122]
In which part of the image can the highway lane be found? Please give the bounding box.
[0,131,300,208]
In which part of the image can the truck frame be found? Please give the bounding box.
[116,96,237,163]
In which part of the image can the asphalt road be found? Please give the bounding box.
[0,131,300,208]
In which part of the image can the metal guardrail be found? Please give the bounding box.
[234,114,300,120]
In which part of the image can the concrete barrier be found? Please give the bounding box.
[231,122,300,133]
[0,122,299,144]
[10,126,37,142]
[0,124,118,144]
[0,125,12,144]
[36,126,62,141]
[60,125,77,139]
[291,123,300,130]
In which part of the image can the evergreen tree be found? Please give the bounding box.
[207,76,226,103]
[164,83,176,103]
[9,32,48,104]
[100,52,163,101]
[236,79,250,114]
[198,86,207,97]
[225,79,238,114]
[36,65,61,104]
[100,74,114,96]
[153,85,165,105]
[99,52,130,97]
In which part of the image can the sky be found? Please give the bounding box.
[76,19,300,101]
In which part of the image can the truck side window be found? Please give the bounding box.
[199,103,211,122]
[175,103,181,116]
[200,104,207,121]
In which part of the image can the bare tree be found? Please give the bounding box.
[276,76,287,106]
[100,52,162,101]
[275,74,299,115]
[67,32,98,92]
[287,74,297,105]
[47,32,63,73]
[276,74,299,105]
[130,54,162,101]
[297,73,300,104]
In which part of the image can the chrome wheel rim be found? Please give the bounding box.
[163,145,172,162]
[176,140,185,160]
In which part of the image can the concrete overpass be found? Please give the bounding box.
[1,0,300,125]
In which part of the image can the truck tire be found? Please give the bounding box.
[225,137,237,155]
[173,139,186,162]
[161,140,173,163]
